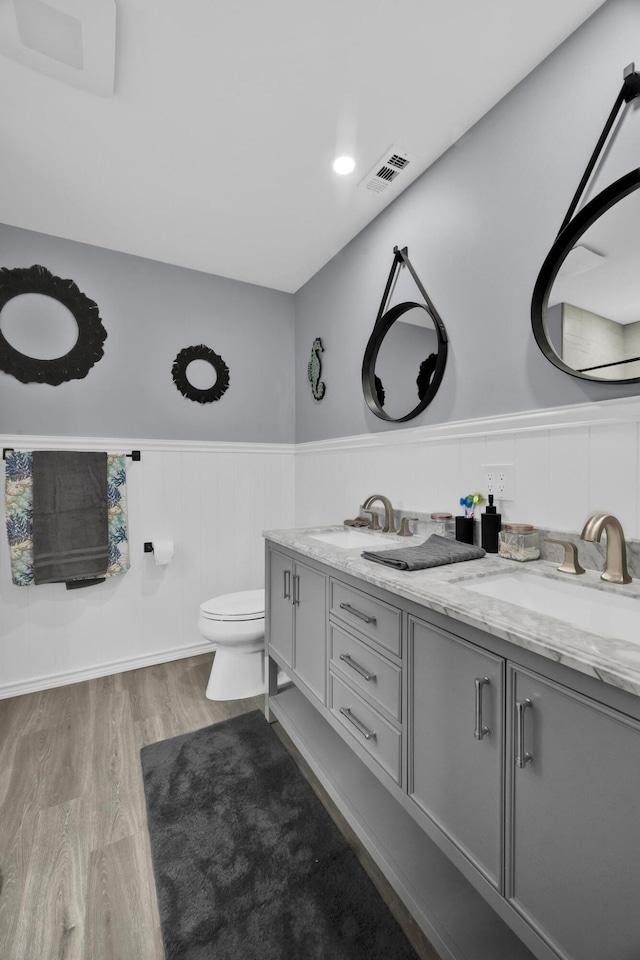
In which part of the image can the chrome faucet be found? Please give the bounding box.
[362,494,396,533]
[580,513,632,584]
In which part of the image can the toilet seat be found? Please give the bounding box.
[200,588,265,622]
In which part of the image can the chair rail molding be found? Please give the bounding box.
[295,396,640,454]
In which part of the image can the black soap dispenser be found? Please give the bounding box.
[481,495,501,553]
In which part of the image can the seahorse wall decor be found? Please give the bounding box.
[307,337,326,401]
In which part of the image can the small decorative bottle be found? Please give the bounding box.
[481,495,501,553]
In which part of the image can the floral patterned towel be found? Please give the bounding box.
[5,451,130,586]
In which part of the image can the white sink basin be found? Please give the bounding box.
[309,529,393,550]
[461,571,639,643]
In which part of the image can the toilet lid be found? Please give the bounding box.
[200,588,265,621]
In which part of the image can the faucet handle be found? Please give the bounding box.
[364,510,381,531]
[545,538,585,576]
[398,517,418,537]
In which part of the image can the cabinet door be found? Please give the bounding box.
[408,617,505,889]
[267,549,293,667]
[292,560,326,705]
[507,666,640,960]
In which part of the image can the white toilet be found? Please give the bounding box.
[198,588,266,701]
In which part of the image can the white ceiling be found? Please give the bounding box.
[0,0,606,293]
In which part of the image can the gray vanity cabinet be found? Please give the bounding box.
[507,665,640,960]
[408,616,505,890]
[267,548,327,706]
[266,538,640,960]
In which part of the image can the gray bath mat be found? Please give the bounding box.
[141,710,421,960]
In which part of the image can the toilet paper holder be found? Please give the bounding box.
[144,541,174,565]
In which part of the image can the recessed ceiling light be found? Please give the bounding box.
[332,156,355,176]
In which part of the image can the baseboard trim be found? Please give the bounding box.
[0,641,212,701]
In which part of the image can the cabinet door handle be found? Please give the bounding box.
[474,677,490,740]
[283,569,291,600]
[339,706,377,741]
[339,602,376,625]
[515,698,533,768]
[292,574,300,606]
[339,653,377,682]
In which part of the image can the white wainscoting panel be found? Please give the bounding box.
[4,396,640,698]
[546,428,589,533]
[0,438,295,699]
[587,423,638,535]
[295,397,640,541]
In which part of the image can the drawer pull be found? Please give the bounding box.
[474,677,490,740]
[292,574,300,606]
[339,653,377,682]
[339,602,377,625]
[283,569,291,600]
[515,698,533,768]
[339,706,377,741]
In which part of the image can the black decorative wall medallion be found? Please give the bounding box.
[172,344,230,403]
[0,264,107,385]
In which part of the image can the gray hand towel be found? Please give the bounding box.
[33,451,109,585]
[362,534,486,570]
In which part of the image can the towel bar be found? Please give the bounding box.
[3,448,141,460]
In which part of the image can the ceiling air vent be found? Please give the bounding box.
[359,146,417,195]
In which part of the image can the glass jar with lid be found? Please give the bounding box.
[498,523,541,562]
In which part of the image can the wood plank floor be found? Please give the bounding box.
[0,654,440,960]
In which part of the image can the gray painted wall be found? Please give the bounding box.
[294,0,640,442]
[0,225,295,442]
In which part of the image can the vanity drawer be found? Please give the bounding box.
[330,580,401,656]
[330,623,402,722]
[330,673,402,785]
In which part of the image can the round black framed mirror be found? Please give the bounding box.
[0,264,107,385]
[362,246,448,423]
[532,169,640,383]
[172,344,230,403]
[362,300,448,422]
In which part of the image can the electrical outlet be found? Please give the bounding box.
[481,464,514,501]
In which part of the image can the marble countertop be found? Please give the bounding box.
[264,525,640,699]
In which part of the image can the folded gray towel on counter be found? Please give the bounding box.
[362,534,486,570]
[33,451,109,585]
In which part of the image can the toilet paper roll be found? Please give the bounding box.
[153,540,174,566]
